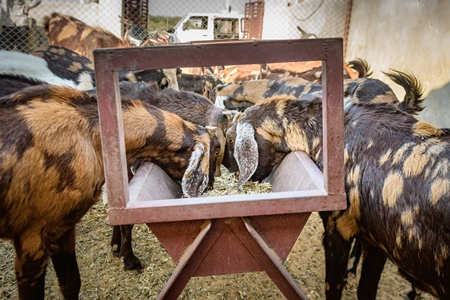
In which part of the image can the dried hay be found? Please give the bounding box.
[201,166,272,197]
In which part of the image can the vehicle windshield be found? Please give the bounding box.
[185,16,208,30]
[173,15,187,30]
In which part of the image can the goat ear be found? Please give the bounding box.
[182,143,210,198]
[232,111,245,123]
[222,110,232,120]
[205,125,217,137]
[160,77,169,87]
[235,122,258,190]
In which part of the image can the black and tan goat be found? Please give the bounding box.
[178,73,223,99]
[212,77,317,111]
[343,69,427,299]
[212,58,371,112]
[86,81,229,272]
[232,72,449,299]
[0,74,46,97]
[223,67,424,178]
[94,81,231,179]
[0,49,95,90]
[0,46,179,92]
[0,84,216,299]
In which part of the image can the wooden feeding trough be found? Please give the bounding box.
[93,38,346,299]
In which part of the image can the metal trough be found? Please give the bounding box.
[93,39,346,299]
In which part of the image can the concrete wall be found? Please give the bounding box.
[346,0,450,127]
[261,0,347,40]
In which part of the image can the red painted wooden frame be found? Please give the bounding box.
[93,38,346,224]
[93,39,346,299]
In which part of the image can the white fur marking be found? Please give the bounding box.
[181,143,209,197]
[76,71,95,90]
[215,95,228,109]
[235,122,258,189]
[0,51,79,88]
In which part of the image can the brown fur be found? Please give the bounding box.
[0,84,214,299]
[100,81,227,178]
[43,12,131,61]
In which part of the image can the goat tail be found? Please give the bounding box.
[383,69,425,115]
[347,58,373,78]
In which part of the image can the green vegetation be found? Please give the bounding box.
[147,15,181,31]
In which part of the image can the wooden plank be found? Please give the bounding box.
[94,39,346,225]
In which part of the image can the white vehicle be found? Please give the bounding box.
[168,11,244,44]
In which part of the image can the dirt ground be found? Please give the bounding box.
[0,169,436,300]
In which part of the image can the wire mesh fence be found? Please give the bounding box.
[0,0,351,53]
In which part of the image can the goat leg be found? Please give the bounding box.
[111,225,122,257]
[346,238,363,277]
[51,227,81,300]
[356,242,387,300]
[110,225,142,272]
[320,212,352,300]
[14,232,48,300]
[119,224,142,273]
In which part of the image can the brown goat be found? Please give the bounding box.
[213,78,319,111]
[0,84,215,299]
[224,69,426,178]
[85,81,227,273]
[43,12,131,61]
[95,81,229,178]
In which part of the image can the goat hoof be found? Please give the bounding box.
[111,244,121,257]
[123,257,142,274]
[124,267,142,275]
[405,287,418,300]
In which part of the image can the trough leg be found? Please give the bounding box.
[156,217,309,299]
[241,217,309,300]
[156,220,218,300]
[14,231,49,300]
[356,242,387,300]
[51,227,81,300]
